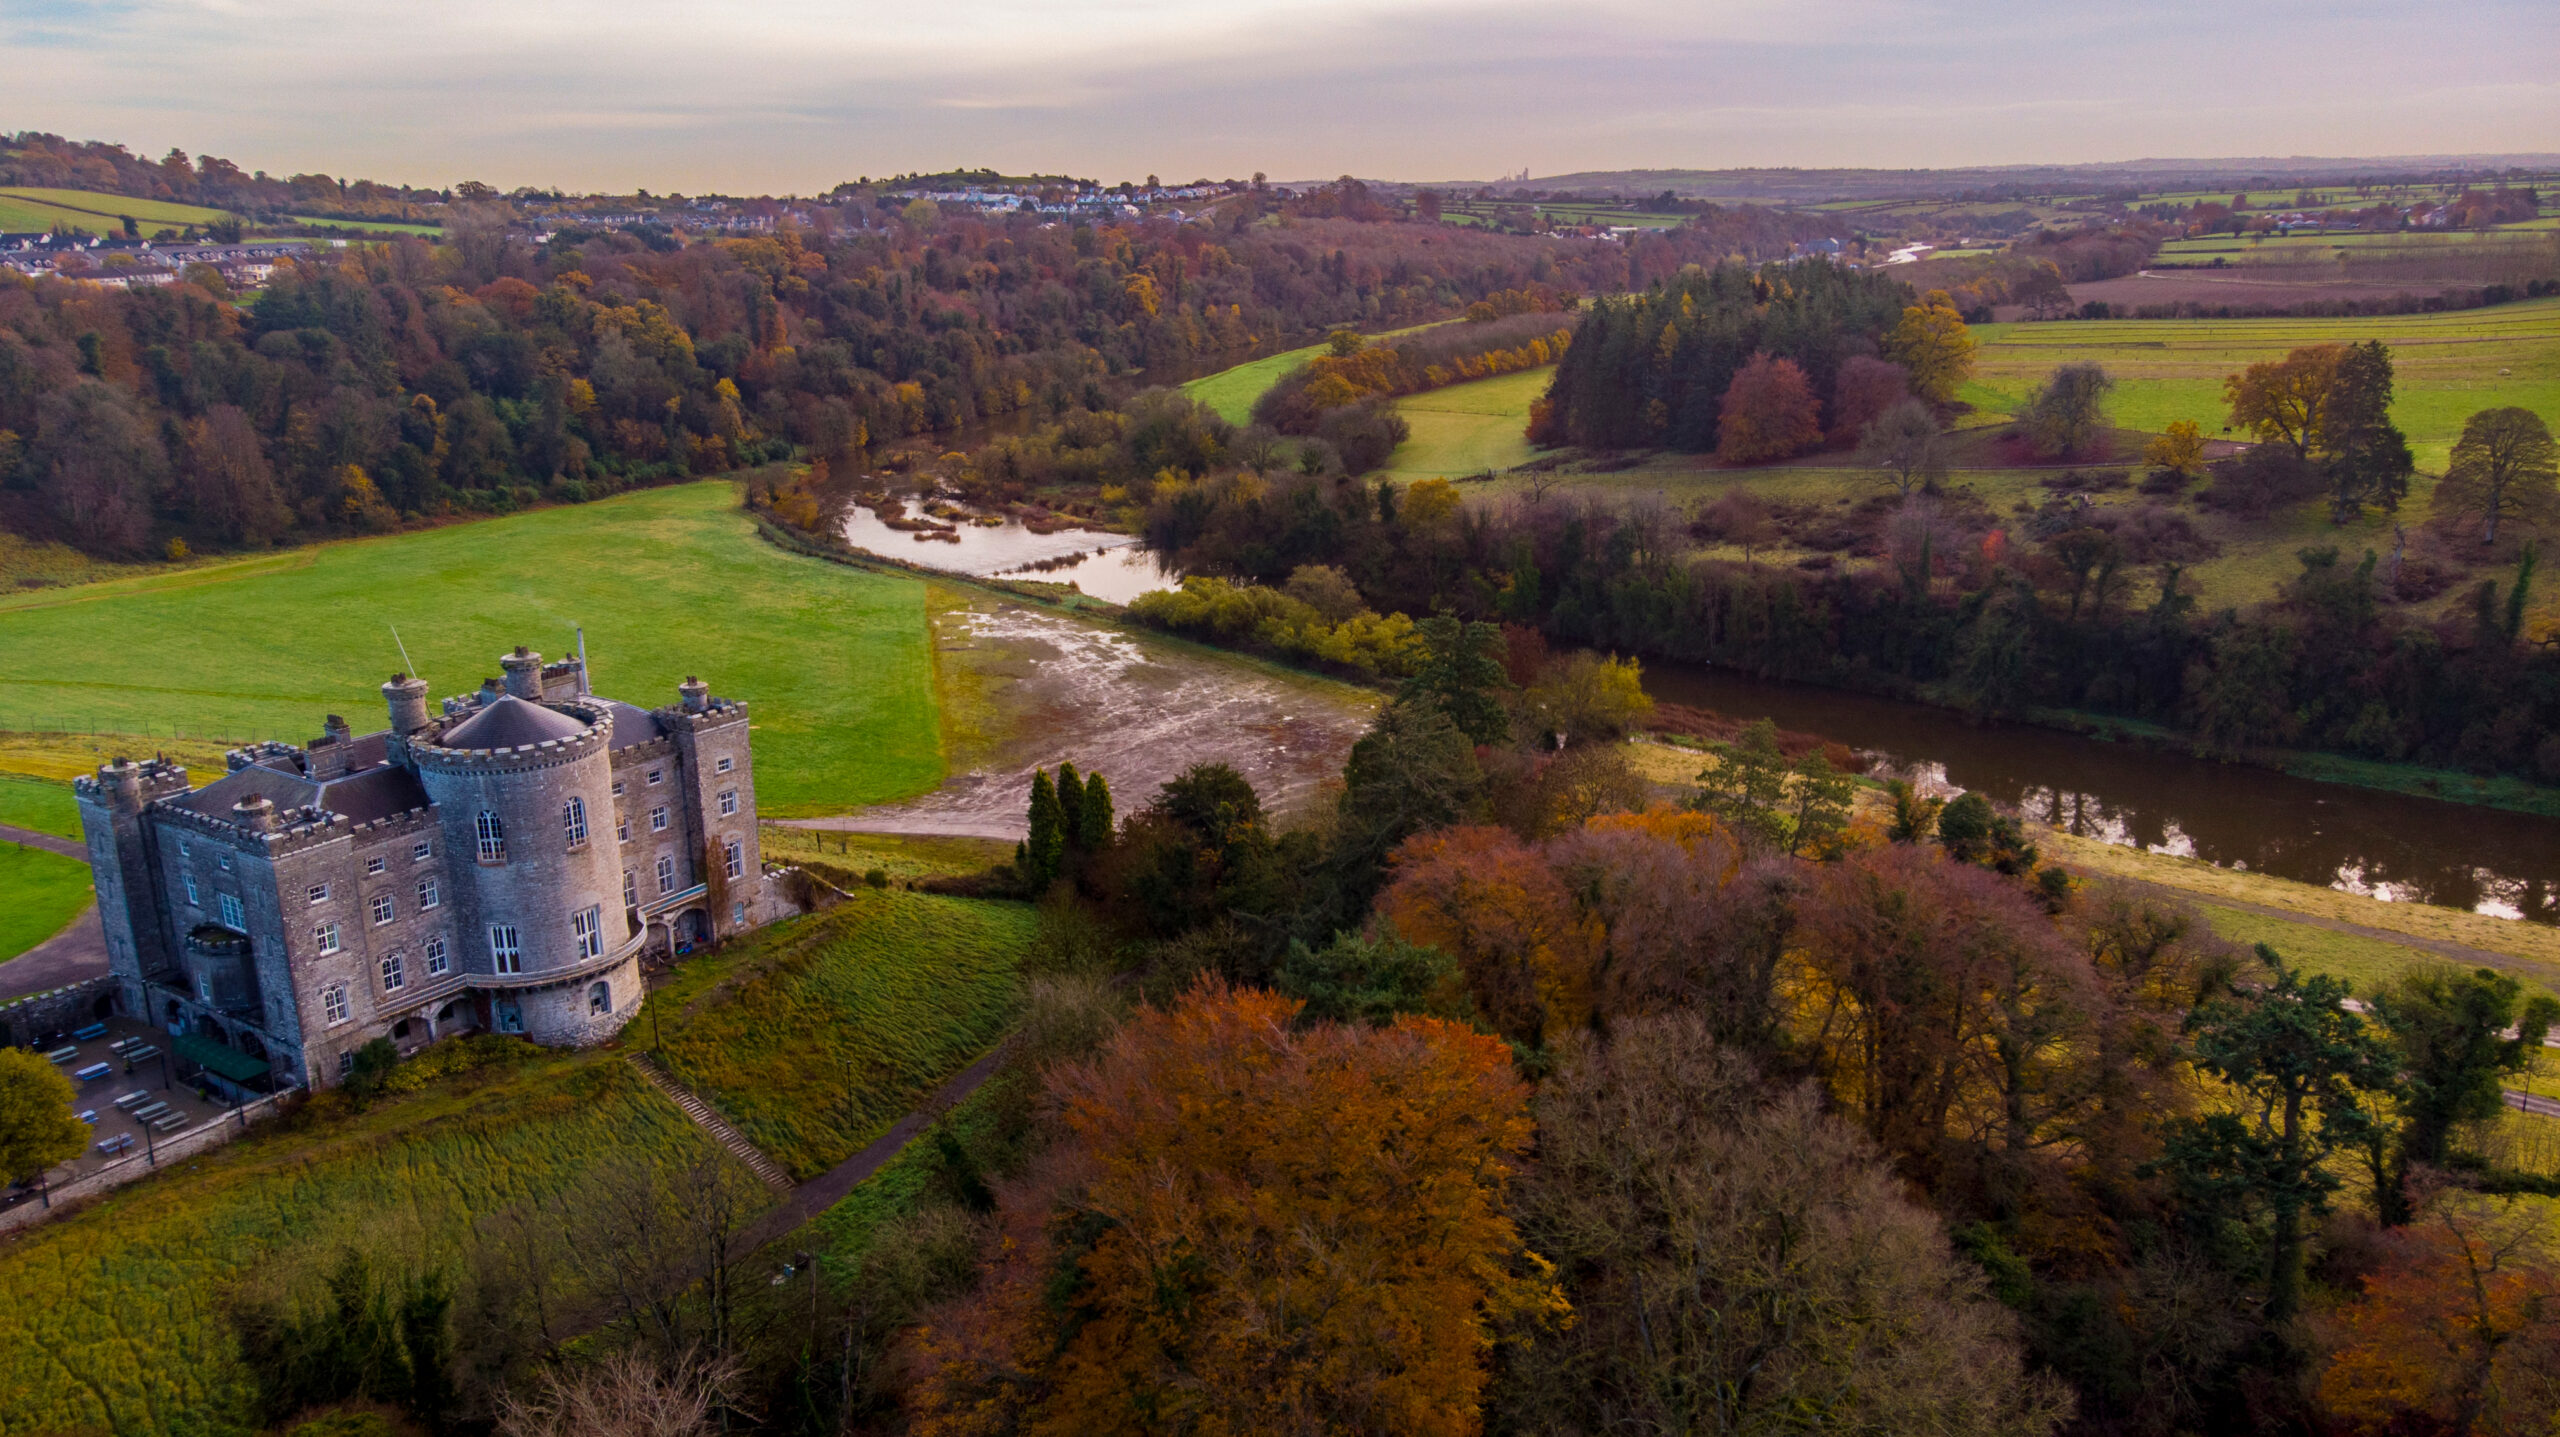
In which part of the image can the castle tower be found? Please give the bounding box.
[73,755,189,1006]
[500,647,545,702]
[383,673,431,735]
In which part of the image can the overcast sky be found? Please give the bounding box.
[7,0,2554,192]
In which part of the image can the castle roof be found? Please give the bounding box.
[440,695,590,749]
[169,745,429,828]
[602,700,663,750]
[319,765,430,824]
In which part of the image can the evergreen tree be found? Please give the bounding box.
[1077,773,1115,852]
[1025,769,1065,888]
[1055,763,1086,848]
[1397,615,1511,746]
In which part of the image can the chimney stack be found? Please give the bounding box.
[501,646,545,701]
[383,673,431,736]
[100,757,143,813]
[679,676,710,714]
[232,795,278,833]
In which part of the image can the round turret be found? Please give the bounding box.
[184,924,262,1016]
[501,646,546,701]
[383,673,431,735]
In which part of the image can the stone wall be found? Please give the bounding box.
[0,1088,293,1234]
[0,976,118,1050]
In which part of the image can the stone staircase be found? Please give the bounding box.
[629,1055,795,1193]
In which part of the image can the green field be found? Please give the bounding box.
[0,773,79,838]
[654,888,1032,1179]
[1180,320,1453,426]
[0,186,232,237]
[1382,365,1550,478]
[1965,298,2560,472]
[0,1048,726,1435]
[0,843,91,962]
[0,482,942,817]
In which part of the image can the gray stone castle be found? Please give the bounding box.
[74,648,795,1090]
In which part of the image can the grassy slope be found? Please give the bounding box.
[1964,298,2560,472]
[0,774,79,837]
[0,482,943,817]
[1383,366,1551,478]
[653,890,1033,1179]
[0,1051,725,1437]
[1179,320,1456,426]
[0,844,92,961]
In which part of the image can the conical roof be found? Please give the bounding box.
[440,695,590,749]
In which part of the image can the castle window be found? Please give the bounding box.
[418,877,440,910]
[179,838,191,860]
[323,984,349,1024]
[563,797,589,849]
[589,980,611,1015]
[218,853,232,871]
[411,838,432,862]
[381,952,405,992]
[612,780,625,796]
[307,883,330,905]
[370,893,395,926]
[315,922,341,955]
[715,755,733,774]
[717,789,738,817]
[338,1051,356,1077]
[183,872,200,906]
[649,805,668,833]
[732,901,747,926]
[476,811,505,861]
[489,925,522,974]
[617,814,630,843]
[425,936,448,976]
[724,839,743,880]
[365,855,386,875]
[622,869,637,909]
[571,904,603,960]
[647,768,663,785]
[656,855,676,895]
[219,892,245,929]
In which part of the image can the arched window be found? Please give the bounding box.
[656,855,676,894]
[562,797,588,848]
[589,980,611,1015]
[476,811,505,861]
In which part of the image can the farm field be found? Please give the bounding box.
[1179,318,1449,425]
[0,481,943,817]
[0,186,231,236]
[1963,298,2560,471]
[651,889,1033,1179]
[0,844,90,963]
[1382,365,1550,478]
[0,1046,730,1436]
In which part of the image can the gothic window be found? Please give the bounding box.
[563,797,589,848]
[476,811,505,861]
[656,855,676,894]
[717,789,738,816]
[489,924,522,974]
[425,936,448,976]
[571,904,603,960]
[183,871,199,906]
[219,892,245,929]
[724,838,743,880]
[418,877,440,910]
[315,922,340,955]
[589,980,611,1015]
[622,869,637,909]
[323,984,349,1024]
[381,952,405,992]
[370,893,394,925]
[649,805,669,833]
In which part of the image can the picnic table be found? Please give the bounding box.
[44,1046,76,1065]
[72,1022,107,1042]
[112,1091,149,1111]
[73,1062,112,1083]
[75,1110,97,1125]
[132,1101,170,1123]
[149,1114,186,1133]
[95,1134,133,1156]
[121,1043,160,1066]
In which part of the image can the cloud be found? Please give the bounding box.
[3,0,2552,190]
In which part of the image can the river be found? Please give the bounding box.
[1643,663,2560,926]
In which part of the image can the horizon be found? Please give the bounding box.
[8,0,2554,193]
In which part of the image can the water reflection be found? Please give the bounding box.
[838,498,1180,605]
[1644,662,2560,925]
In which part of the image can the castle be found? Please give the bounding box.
[74,648,794,1090]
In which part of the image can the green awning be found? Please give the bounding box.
[173,1032,271,1083]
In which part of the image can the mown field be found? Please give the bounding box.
[651,888,1033,1179]
[0,482,943,817]
[0,186,232,236]
[0,1049,727,1436]
[0,843,90,962]
[0,773,79,837]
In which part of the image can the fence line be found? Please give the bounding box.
[0,1088,297,1234]
[0,715,264,747]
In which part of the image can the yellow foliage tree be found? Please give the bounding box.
[2143,419,2208,477]
[2223,343,2345,460]
[0,1049,86,1185]
[1884,290,1976,404]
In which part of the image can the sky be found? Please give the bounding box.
[6,0,2555,193]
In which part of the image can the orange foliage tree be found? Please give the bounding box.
[905,981,1562,1437]
[1715,352,1823,463]
[2321,1197,2560,1435]
[1379,826,1601,1048]
[2224,343,2347,460]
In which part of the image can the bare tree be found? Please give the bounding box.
[496,1345,742,1437]
[1857,397,1950,496]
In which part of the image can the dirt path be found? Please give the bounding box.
[740,1037,1016,1253]
[0,822,83,858]
[0,904,108,1001]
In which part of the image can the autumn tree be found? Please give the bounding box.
[2224,343,2346,461]
[2018,362,2114,459]
[1857,396,1949,496]
[2143,419,2209,479]
[180,405,292,546]
[2434,407,2559,546]
[1829,353,1912,444]
[0,1048,86,1186]
[1519,650,1652,747]
[2320,1196,2560,1436]
[906,982,1561,1437]
[1496,1012,2071,1437]
[1379,826,1599,1049]
[2369,965,2560,1201]
[1886,289,1978,404]
[1715,352,1823,463]
[2075,882,2237,1183]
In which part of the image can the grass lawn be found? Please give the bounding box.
[0,1047,728,1436]
[0,482,943,817]
[1384,366,1551,478]
[0,774,78,838]
[0,187,231,228]
[1180,320,1454,426]
[650,889,1034,1179]
[1964,298,2560,472]
[0,843,91,962]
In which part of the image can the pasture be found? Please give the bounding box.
[0,773,78,837]
[1382,365,1550,478]
[1180,319,1451,425]
[0,186,232,236]
[0,1047,726,1435]
[0,843,90,963]
[0,481,944,817]
[651,888,1032,1179]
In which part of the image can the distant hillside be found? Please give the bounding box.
[1465,156,2560,202]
